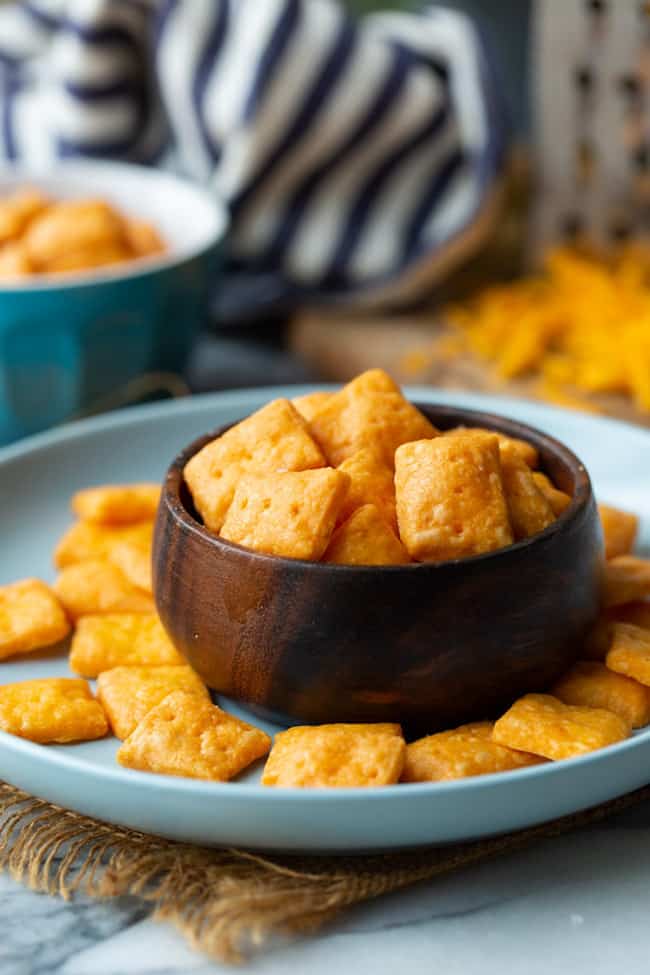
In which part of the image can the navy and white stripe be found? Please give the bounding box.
[0,0,506,304]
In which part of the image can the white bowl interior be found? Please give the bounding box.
[0,161,228,287]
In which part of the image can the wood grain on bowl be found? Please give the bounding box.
[153,405,604,733]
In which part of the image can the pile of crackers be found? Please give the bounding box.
[0,381,650,787]
[185,369,570,565]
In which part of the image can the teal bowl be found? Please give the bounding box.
[0,162,228,445]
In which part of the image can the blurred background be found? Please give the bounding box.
[1,0,649,444]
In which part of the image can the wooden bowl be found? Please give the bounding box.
[153,404,603,733]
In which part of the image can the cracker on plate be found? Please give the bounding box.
[402,721,542,782]
[603,557,650,608]
[261,723,405,788]
[492,693,630,760]
[71,483,160,525]
[108,522,153,593]
[54,520,153,569]
[598,504,639,560]
[552,659,650,728]
[54,561,155,620]
[117,691,271,780]
[97,665,208,739]
[606,622,650,686]
[0,678,107,743]
[69,613,182,677]
[0,579,70,660]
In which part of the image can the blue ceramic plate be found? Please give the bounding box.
[0,388,648,852]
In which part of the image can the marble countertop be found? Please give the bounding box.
[3,797,650,975]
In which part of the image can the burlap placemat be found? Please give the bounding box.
[2,782,650,963]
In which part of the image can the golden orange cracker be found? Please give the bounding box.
[0,187,49,245]
[552,660,650,728]
[500,453,555,540]
[309,385,436,468]
[71,483,160,525]
[0,678,107,744]
[0,579,70,660]
[124,218,165,258]
[451,427,539,469]
[69,613,182,678]
[598,504,639,560]
[24,199,125,269]
[606,622,650,686]
[0,242,32,280]
[323,504,410,565]
[54,520,153,569]
[54,561,155,621]
[117,691,271,780]
[97,665,208,739]
[221,468,349,560]
[291,391,333,422]
[395,432,513,561]
[337,446,397,528]
[108,522,153,593]
[603,556,650,607]
[532,472,572,516]
[345,368,401,395]
[492,693,630,760]
[402,722,542,782]
[184,398,325,532]
[261,723,405,787]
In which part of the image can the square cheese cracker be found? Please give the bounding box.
[552,659,650,728]
[97,665,208,739]
[402,722,542,782]
[323,504,410,565]
[69,613,183,677]
[262,723,405,787]
[183,398,325,532]
[117,691,271,780]
[309,376,436,468]
[220,468,349,560]
[71,483,160,525]
[54,561,155,620]
[492,693,630,760]
[395,431,513,561]
[0,579,70,659]
[0,678,107,743]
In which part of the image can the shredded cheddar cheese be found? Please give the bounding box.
[443,245,650,413]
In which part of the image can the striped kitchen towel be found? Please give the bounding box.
[0,0,506,308]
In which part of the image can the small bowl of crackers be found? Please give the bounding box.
[154,369,604,733]
[0,161,227,445]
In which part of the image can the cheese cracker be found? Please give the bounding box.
[0,579,70,659]
[69,613,182,677]
[493,693,630,760]
[262,723,405,787]
[0,678,107,743]
[97,665,208,739]
[117,691,271,780]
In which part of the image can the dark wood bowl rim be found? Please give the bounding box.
[161,402,594,573]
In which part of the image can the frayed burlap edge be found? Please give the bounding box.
[1,781,649,964]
